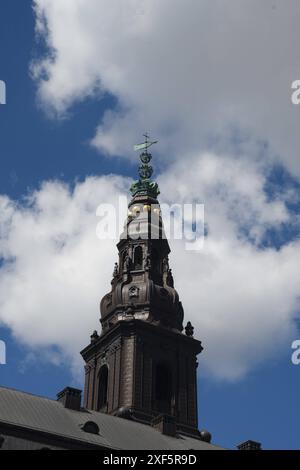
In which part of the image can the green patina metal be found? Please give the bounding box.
[130,134,160,198]
[130,178,160,198]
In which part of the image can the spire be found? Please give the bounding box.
[130,133,160,198]
[81,137,203,436]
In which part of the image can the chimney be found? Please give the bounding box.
[237,440,262,450]
[57,387,82,411]
[151,414,177,437]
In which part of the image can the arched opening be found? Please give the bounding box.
[133,246,143,270]
[154,363,172,414]
[97,365,108,411]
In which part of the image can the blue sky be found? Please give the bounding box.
[1,0,300,450]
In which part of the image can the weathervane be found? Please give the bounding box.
[134,132,158,153]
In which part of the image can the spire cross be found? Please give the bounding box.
[143,132,150,152]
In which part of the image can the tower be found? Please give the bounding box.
[81,138,203,437]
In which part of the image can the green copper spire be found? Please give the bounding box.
[130,133,160,198]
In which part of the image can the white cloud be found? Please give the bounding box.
[159,151,291,246]
[2,0,298,382]
[32,0,300,177]
[0,154,299,381]
[160,154,300,379]
[0,175,129,378]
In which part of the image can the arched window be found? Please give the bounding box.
[154,363,172,414]
[133,246,143,270]
[97,365,108,411]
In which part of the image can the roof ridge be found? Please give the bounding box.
[0,385,57,402]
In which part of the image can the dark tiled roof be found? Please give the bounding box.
[0,387,222,450]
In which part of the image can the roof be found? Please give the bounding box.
[0,386,223,450]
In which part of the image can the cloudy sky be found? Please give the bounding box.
[1,0,300,449]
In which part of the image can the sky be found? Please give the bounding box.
[1,0,300,449]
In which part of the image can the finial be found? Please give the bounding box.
[185,321,194,337]
[113,262,119,278]
[90,330,99,343]
[130,133,160,198]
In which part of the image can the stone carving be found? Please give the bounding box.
[166,269,174,288]
[124,249,132,272]
[90,330,99,344]
[129,285,140,299]
[113,262,119,278]
[125,304,135,317]
[185,321,194,337]
[98,354,107,367]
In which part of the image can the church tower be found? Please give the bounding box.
[81,137,203,437]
